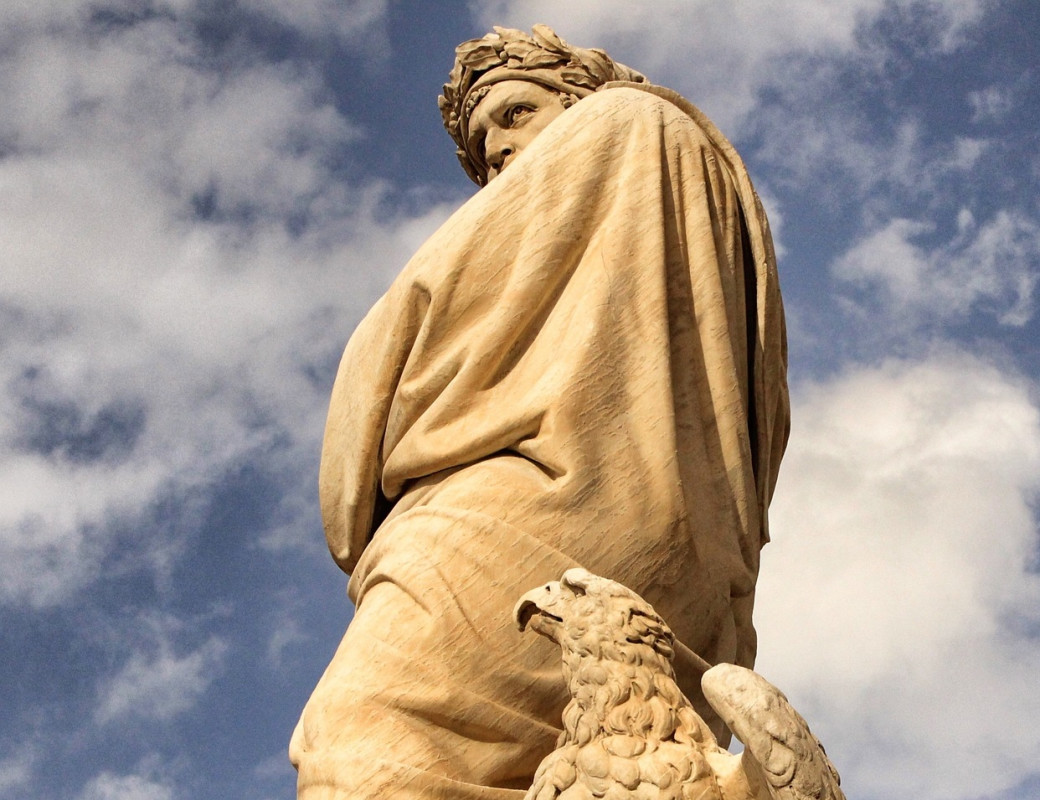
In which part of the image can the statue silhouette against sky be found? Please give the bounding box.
[292,25,789,799]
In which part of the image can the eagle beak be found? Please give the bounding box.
[514,597,539,632]
[513,581,565,637]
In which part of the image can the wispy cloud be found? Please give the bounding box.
[0,742,36,795]
[834,208,1040,330]
[241,0,389,42]
[264,590,309,670]
[95,612,228,724]
[96,637,227,724]
[754,111,988,208]
[0,0,452,609]
[968,85,1016,124]
[78,770,174,800]
[471,0,986,132]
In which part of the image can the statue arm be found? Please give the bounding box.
[318,283,429,575]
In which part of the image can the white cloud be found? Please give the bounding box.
[756,352,1040,800]
[241,0,388,42]
[1,0,388,43]
[755,184,787,260]
[96,631,227,724]
[968,85,1015,124]
[0,2,455,607]
[264,590,309,669]
[0,743,36,794]
[468,1,994,238]
[749,97,990,213]
[833,209,1040,329]
[79,771,173,800]
[266,620,305,668]
[253,749,296,780]
[470,0,985,132]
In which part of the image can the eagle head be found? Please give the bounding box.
[513,568,676,664]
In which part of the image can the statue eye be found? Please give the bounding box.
[507,105,533,126]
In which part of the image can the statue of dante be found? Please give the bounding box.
[291,25,789,799]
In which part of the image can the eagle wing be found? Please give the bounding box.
[701,664,845,800]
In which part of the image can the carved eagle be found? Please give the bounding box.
[514,568,845,800]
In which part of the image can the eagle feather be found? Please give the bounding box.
[514,569,846,800]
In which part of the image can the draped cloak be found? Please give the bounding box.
[291,85,789,800]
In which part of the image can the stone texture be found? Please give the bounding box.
[291,27,789,799]
[515,569,845,800]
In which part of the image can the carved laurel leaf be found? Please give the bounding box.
[455,40,503,71]
[582,51,613,83]
[492,26,527,39]
[560,67,599,90]
[531,23,568,54]
[522,49,567,68]
[502,39,536,59]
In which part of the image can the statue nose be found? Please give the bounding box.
[488,147,513,171]
[485,130,516,172]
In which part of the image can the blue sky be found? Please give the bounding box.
[1,2,1038,799]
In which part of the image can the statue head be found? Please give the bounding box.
[439,24,646,186]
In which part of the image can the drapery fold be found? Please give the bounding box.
[294,85,789,799]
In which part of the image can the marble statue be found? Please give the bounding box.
[515,569,844,800]
[290,25,790,799]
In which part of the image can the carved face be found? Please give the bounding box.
[467,80,568,182]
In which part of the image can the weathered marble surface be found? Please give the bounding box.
[291,26,789,799]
